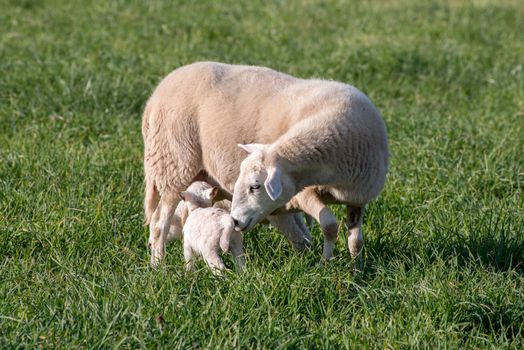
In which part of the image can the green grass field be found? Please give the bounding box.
[1,0,523,348]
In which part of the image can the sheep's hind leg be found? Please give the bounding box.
[147,138,201,265]
[347,206,364,271]
[268,214,311,252]
[149,193,178,267]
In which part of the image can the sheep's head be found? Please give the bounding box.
[231,144,295,232]
[180,181,218,213]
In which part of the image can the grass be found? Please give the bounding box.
[1,0,523,348]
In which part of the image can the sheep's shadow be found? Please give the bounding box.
[363,209,524,275]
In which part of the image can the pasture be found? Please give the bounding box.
[1,0,523,348]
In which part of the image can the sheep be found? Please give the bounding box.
[229,86,389,270]
[143,62,321,265]
[142,62,387,268]
[180,181,245,274]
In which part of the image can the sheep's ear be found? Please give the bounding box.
[179,191,187,201]
[264,166,282,201]
[238,143,266,154]
[206,187,218,200]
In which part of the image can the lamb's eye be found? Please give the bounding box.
[249,184,261,192]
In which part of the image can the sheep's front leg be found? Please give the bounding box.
[293,189,338,262]
[230,234,246,272]
[267,214,311,252]
[203,250,226,275]
[293,213,313,246]
[347,206,364,271]
[149,194,178,266]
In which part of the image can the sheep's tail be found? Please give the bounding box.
[142,100,159,226]
[219,216,235,252]
[144,175,159,226]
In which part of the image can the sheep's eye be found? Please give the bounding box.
[249,184,261,192]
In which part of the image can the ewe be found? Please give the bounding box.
[143,62,388,269]
[180,181,245,274]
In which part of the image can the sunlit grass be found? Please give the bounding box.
[1,0,523,348]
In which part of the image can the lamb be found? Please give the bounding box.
[165,189,232,244]
[180,181,245,274]
[229,86,389,270]
[165,196,190,243]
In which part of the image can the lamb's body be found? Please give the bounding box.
[177,181,244,273]
[166,199,232,243]
[143,61,388,266]
[183,207,245,274]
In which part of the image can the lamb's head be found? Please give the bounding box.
[180,181,218,213]
[231,144,295,232]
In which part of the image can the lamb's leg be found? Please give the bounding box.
[148,193,178,266]
[347,206,364,271]
[166,225,182,244]
[166,203,187,244]
[203,250,226,275]
[230,234,246,272]
[267,214,311,252]
[293,189,338,262]
[183,244,196,272]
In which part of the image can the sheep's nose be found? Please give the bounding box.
[232,218,239,227]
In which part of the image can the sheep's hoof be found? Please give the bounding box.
[149,243,165,268]
[211,269,226,277]
[303,235,312,248]
[292,241,309,253]
[318,256,333,267]
[352,256,363,273]
[150,255,162,268]
[292,236,312,253]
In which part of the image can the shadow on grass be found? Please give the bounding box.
[367,207,524,274]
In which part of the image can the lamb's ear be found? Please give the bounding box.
[238,143,266,154]
[179,191,187,201]
[180,191,197,204]
[264,166,282,201]
[205,187,218,200]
